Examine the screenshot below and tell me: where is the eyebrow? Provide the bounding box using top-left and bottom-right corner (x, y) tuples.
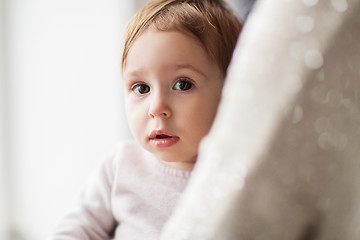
(123, 63), (208, 80)
(174, 63), (207, 78)
(123, 68), (144, 80)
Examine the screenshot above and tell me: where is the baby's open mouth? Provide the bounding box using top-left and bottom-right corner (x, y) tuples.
(156, 134), (172, 139)
(149, 130), (179, 147)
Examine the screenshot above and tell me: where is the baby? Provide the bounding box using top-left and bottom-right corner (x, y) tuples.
(49, 0), (241, 239)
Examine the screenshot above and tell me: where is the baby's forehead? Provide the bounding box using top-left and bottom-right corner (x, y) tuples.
(124, 29), (220, 74)
(123, 26), (215, 71)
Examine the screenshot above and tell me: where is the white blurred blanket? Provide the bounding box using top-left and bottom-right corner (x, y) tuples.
(161, 0), (360, 239)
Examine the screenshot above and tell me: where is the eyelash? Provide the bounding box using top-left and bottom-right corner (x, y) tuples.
(130, 78), (194, 95)
(131, 82), (150, 95)
(173, 78), (194, 91)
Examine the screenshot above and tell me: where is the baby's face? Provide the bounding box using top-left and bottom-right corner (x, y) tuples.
(123, 27), (223, 171)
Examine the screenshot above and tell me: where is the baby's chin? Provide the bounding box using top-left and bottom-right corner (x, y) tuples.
(154, 153), (197, 171)
(159, 159), (196, 171)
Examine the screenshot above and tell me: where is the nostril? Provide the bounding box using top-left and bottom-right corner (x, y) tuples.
(148, 103), (171, 118)
(149, 111), (170, 118)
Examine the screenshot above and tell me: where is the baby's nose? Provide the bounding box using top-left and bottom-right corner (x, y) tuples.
(148, 94), (172, 119)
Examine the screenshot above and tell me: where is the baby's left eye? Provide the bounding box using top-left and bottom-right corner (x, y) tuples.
(173, 79), (193, 91)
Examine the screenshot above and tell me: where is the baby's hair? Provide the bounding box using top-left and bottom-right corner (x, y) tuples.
(121, 0), (242, 75)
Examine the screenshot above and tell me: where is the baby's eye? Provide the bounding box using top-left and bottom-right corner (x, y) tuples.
(173, 79), (193, 91)
(132, 83), (150, 95)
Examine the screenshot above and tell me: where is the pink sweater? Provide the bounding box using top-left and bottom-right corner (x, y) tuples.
(48, 140), (191, 240)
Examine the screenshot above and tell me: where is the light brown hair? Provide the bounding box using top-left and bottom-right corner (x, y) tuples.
(121, 0), (242, 75)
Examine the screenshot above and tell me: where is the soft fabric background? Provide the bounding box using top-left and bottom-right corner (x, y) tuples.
(161, 0), (360, 239)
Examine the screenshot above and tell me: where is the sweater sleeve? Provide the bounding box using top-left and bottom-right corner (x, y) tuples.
(47, 150), (117, 240)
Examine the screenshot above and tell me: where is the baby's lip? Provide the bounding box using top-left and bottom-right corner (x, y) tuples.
(149, 130), (179, 140)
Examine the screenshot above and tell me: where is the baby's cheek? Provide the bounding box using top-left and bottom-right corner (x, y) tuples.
(125, 108), (142, 136)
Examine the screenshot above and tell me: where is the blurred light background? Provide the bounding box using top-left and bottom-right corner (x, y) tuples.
(0, 0), (141, 239)
(0, 0), (244, 239)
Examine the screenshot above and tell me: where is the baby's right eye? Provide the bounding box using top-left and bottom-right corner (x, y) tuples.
(131, 83), (150, 95)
